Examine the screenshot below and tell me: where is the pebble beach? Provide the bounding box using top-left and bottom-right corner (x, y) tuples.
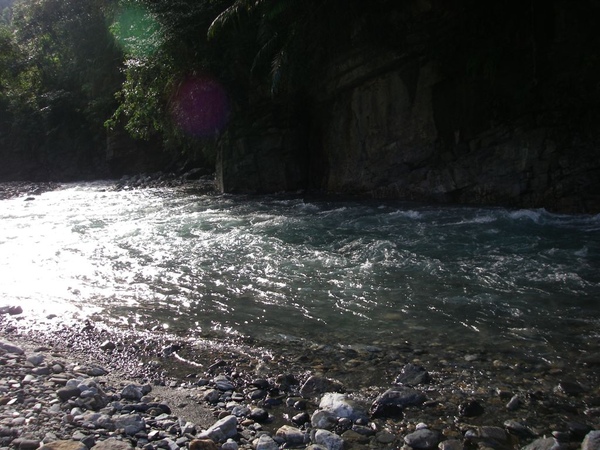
(0, 306), (599, 450)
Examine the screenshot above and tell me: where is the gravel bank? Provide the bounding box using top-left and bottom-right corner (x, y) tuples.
(1, 305), (599, 450)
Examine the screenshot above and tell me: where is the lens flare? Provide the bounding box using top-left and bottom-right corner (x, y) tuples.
(170, 75), (231, 137)
(111, 4), (162, 58)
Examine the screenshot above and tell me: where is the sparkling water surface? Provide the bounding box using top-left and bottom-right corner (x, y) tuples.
(1, 182), (599, 364)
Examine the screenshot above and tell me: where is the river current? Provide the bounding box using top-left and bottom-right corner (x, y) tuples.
(1, 181), (599, 367)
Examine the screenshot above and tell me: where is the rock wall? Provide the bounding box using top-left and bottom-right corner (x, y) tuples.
(216, 0), (600, 214)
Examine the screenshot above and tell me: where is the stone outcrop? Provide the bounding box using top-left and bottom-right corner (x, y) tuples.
(216, 0), (600, 214)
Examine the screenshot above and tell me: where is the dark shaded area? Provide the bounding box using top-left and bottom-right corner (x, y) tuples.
(1, 0), (599, 212)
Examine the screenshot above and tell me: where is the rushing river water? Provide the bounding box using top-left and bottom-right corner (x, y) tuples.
(1, 181), (599, 367)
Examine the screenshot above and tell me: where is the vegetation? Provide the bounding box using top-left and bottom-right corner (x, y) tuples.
(0, 0), (406, 180)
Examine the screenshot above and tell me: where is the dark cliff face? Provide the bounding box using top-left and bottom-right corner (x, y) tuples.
(217, 0), (600, 213)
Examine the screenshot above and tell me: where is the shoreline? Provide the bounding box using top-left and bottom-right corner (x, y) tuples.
(1, 308), (598, 450)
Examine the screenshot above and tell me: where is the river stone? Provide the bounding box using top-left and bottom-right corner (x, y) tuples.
(113, 413), (145, 435)
(276, 425), (306, 446)
(248, 408), (269, 422)
(342, 430), (370, 445)
(300, 375), (344, 397)
(506, 395), (521, 410)
(318, 392), (368, 421)
(120, 384), (144, 401)
(199, 415), (238, 442)
(203, 389), (220, 403)
(39, 441), (88, 450)
(438, 439), (464, 450)
(255, 435), (278, 450)
(311, 410), (338, 430)
(504, 421), (535, 438)
(26, 354), (45, 366)
(522, 437), (562, 450)
(395, 363), (431, 386)
(404, 429), (442, 450)
(370, 387), (426, 418)
(188, 439), (218, 450)
(465, 426), (509, 448)
(0, 305), (23, 315)
(0, 341), (24, 355)
(458, 400), (484, 417)
(314, 429), (344, 450)
(57, 386), (82, 401)
(91, 439), (134, 450)
(582, 431), (600, 450)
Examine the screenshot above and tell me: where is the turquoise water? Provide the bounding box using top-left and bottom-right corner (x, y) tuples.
(1, 182), (599, 363)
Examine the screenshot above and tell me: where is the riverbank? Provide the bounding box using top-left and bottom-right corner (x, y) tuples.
(1, 307), (598, 450)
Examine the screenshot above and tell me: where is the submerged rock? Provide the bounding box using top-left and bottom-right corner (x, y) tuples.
(395, 363), (431, 386)
(370, 387), (426, 418)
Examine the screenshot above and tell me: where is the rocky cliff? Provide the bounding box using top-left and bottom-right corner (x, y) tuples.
(217, 0), (600, 213)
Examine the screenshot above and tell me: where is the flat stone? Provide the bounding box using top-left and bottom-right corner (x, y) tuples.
(0, 341), (24, 354)
(39, 440), (88, 450)
(299, 375), (343, 397)
(276, 425), (306, 446)
(404, 429), (442, 450)
(370, 387), (426, 418)
(314, 430), (343, 450)
(91, 439), (134, 450)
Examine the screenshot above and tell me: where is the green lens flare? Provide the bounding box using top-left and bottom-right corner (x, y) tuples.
(111, 5), (162, 58)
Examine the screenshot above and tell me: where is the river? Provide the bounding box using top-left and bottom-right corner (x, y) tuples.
(1, 181), (599, 371)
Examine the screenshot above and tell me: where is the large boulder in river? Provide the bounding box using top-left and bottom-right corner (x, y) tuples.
(370, 387), (426, 418)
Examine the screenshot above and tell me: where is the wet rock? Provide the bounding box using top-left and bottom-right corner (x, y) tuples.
(311, 410), (338, 430)
(318, 392), (368, 421)
(465, 426), (510, 449)
(582, 431), (600, 450)
(506, 395), (521, 411)
(404, 429), (442, 450)
(567, 422), (592, 440)
(376, 430), (397, 444)
(341, 429), (370, 445)
(292, 411), (310, 425)
(438, 439), (464, 450)
(276, 425), (306, 446)
(370, 387), (426, 418)
(300, 375), (344, 397)
(313, 429), (344, 450)
(458, 399), (484, 417)
(522, 437), (562, 450)
(248, 408), (269, 422)
(556, 381), (586, 395)
(395, 363), (431, 386)
(504, 420), (535, 438)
